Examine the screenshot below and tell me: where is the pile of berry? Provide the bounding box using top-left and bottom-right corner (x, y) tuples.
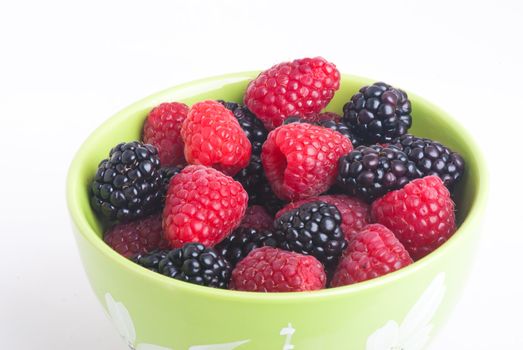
(90, 57), (465, 292)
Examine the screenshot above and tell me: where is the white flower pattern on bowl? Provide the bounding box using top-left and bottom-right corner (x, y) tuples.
(105, 293), (250, 350)
(366, 273), (446, 350)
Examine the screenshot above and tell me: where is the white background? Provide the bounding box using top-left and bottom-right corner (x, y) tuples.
(0, 0), (521, 349)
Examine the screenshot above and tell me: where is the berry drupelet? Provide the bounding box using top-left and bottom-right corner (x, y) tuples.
(132, 249), (170, 273)
(215, 227), (278, 267)
(158, 243), (231, 289)
(273, 201), (346, 268)
(90, 141), (162, 222)
(218, 100), (268, 155)
(337, 145), (422, 202)
(158, 165), (183, 200)
(343, 82), (412, 144)
(392, 134), (465, 189)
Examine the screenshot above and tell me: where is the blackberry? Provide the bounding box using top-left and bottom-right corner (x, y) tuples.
(343, 82), (412, 144)
(159, 165), (183, 200)
(218, 100), (268, 155)
(90, 141), (162, 222)
(337, 145), (422, 202)
(249, 180), (286, 215)
(392, 134), (465, 189)
(317, 119), (363, 148)
(158, 243), (231, 288)
(234, 154), (264, 196)
(215, 227), (278, 267)
(282, 116), (362, 147)
(274, 201), (346, 267)
(132, 249), (169, 272)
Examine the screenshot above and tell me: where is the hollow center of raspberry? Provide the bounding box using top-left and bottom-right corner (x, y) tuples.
(271, 146), (288, 188)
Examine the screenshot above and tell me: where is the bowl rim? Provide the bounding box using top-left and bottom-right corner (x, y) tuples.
(66, 71), (488, 302)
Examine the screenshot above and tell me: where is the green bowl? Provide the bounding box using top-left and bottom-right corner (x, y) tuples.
(67, 72), (487, 350)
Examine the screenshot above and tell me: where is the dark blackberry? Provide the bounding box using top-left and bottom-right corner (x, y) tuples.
(90, 141), (162, 222)
(158, 243), (231, 288)
(282, 116), (363, 147)
(392, 134), (465, 189)
(159, 165), (183, 200)
(343, 82), (412, 144)
(274, 201), (346, 268)
(234, 154), (264, 196)
(218, 100), (268, 155)
(337, 145), (422, 202)
(215, 227), (278, 267)
(316, 119), (363, 147)
(249, 180), (286, 215)
(132, 249), (169, 272)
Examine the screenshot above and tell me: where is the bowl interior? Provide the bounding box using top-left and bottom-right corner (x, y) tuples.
(67, 72), (485, 295)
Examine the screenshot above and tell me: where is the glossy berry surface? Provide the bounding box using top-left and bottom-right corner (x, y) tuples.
(229, 247), (326, 292)
(331, 224), (413, 287)
(371, 176), (456, 260)
(262, 122), (352, 201)
(337, 145), (421, 202)
(132, 249), (170, 272)
(142, 102), (189, 166)
(392, 134), (465, 189)
(244, 57), (340, 130)
(273, 201), (346, 267)
(343, 82), (412, 143)
(215, 227), (278, 267)
(90, 141), (162, 222)
(163, 165), (248, 247)
(158, 243), (231, 288)
(276, 194), (371, 242)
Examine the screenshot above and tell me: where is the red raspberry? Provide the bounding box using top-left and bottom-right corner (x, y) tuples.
(261, 123), (352, 201)
(239, 205), (273, 231)
(244, 57), (340, 130)
(143, 102), (189, 166)
(331, 224), (413, 287)
(371, 176), (456, 260)
(181, 101), (251, 176)
(229, 247), (326, 292)
(163, 165), (248, 247)
(104, 213), (169, 258)
(276, 194), (371, 242)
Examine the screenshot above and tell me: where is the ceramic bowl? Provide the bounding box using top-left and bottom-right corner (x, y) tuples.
(67, 72), (487, 350)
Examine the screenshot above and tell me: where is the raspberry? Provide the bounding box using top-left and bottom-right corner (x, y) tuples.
(239, 205), (273, 231)
(104, 214), (169, 258)
(142, 102), (189, 166)
(331, 224), (413, 287)
(215, 227), (278, 267)
(244, 57), (340, 130)
(276, 194), (371, 242)
(181, 101), (251, 176)
(273, 201), (346, 268)
(371, 176), (456, 260)
(262, 123), (352, 201)
(217, 101), (268, 155)
(90, 141), (163, 222)
(343, 82), (412, 144)
(229, 247), (326, 292)
(392, 134), (465, 189)
(163, 165), (248, 247)
(159, 243), (231, 288)
(337, 145), (422, 202)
